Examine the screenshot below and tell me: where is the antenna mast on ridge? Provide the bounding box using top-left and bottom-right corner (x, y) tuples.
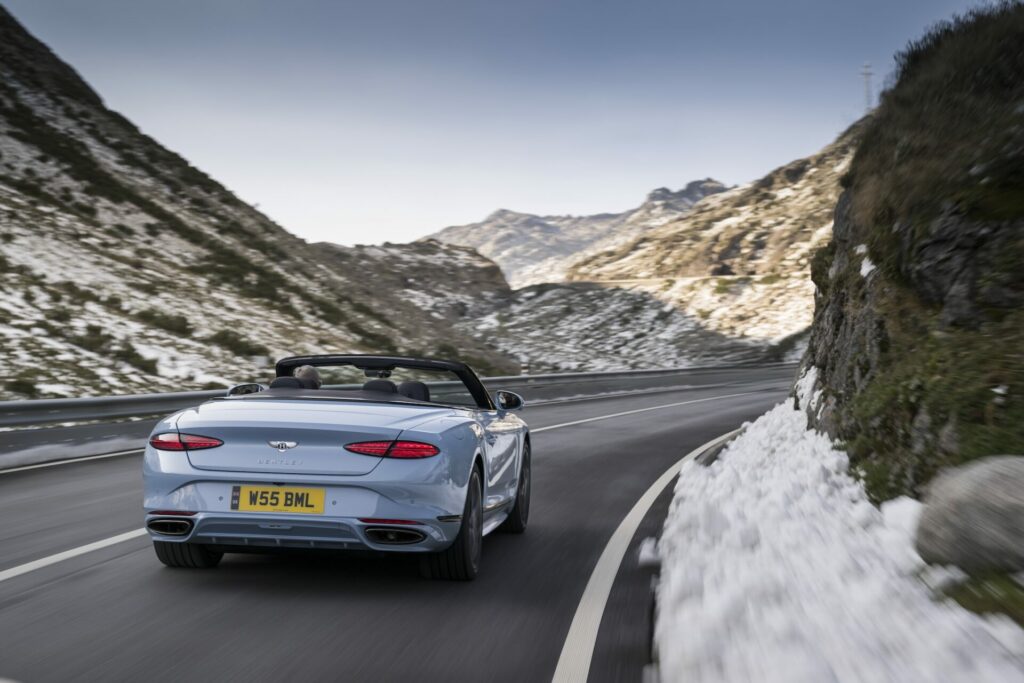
(861, 62), (873, 113)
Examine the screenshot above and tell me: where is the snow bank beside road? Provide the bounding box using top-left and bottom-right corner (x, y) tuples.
(655, 387), (1024, 682)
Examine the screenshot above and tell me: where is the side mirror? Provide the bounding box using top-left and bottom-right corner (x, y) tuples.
(494, 390), (525, 412)
(226, 383), (267, 396)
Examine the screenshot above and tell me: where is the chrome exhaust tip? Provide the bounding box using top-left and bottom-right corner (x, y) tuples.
(364, 527), (426, 545)
(147, 518), (193, 536)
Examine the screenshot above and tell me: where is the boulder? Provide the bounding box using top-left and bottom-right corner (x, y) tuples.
(915, 456), (1024, 573)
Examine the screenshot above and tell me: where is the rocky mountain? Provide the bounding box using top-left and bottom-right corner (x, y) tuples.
(800, 3), (1024, 501)
(457, 282), (767, 373)
(0, 1), (883, 394)
(0, 6), (517, 399)
(541, 122), (866, 353)
(429, 179), (727, 287)
(422, 122), (865, 373)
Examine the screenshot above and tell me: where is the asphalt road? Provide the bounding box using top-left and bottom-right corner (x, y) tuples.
(0, 365), (794, 682)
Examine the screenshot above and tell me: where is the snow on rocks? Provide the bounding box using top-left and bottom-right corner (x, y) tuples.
(655, 381), (1024, 681)
(860, 256), (877, 278)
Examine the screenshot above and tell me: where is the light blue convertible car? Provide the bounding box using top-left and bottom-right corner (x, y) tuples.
(143, 355), (530, 580)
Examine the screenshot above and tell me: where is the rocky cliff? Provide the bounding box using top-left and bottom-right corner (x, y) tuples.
(800, 3), (1024, 500)
(0, 6), (517, 398)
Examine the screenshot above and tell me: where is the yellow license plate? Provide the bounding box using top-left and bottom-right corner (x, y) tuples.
(230, 485), (325, 514)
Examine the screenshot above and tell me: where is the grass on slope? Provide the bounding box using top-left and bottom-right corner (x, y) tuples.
(849, 1), (1024, 264)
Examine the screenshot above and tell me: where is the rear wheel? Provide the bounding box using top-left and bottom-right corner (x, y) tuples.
(420, 466), (483, 581)
(153, 541), (223, 569)
(499, 441), (530, 534)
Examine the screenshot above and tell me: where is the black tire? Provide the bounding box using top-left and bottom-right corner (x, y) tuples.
(420, 466), (483, 581)
(498, 441), (530, 534)
(153, 541), (223, 569)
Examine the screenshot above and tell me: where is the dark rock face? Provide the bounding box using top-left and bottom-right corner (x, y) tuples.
(799, 187), (1023, 499)
(797, 3), (1024, 501)
(915, 456), (1024, 573)
(801, 191), (886, 439)
(893, 213), (1024, 328)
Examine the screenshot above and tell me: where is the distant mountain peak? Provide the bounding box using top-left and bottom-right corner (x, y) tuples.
(428, 178), (728, 287)
(645, 179), (729, 204)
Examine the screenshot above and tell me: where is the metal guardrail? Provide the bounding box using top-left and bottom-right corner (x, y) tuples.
(0, 362), (798, 429)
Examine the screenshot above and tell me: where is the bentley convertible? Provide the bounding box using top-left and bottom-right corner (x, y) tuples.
(143, 354), (530, 580)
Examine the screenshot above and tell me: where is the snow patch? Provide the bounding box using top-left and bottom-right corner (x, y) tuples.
(860, 256), (877, 278)
(656, 397), (1024, 683)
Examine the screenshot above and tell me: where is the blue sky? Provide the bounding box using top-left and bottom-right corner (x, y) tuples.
(6, 0), (980, 245)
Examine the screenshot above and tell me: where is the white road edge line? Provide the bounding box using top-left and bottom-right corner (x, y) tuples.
(0, 448), (145, 475)
(532, 391), (758, 433)
(0, 392), (756, 585)
(0, 528), (148, 584)
(550, 428), (740, 683)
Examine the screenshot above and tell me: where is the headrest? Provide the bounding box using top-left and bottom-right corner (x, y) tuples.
(269, 377), (303, 389)
(397, 381), (430, 402)
(362, 379), (398, 393)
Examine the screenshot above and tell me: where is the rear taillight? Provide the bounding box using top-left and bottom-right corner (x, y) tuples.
(149, 433), (224, 451)
(345, 440), (440, 458)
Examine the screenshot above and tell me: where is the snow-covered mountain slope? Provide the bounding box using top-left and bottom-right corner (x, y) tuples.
(428, 179), (727, 287)
(563, 121), (866, 346)
(457, 282), (768, 373)
(0, 7), (517, 399)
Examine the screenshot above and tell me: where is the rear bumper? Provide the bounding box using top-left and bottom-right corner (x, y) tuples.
(143, 445), (469, 553)
(145, 510), (458, 552)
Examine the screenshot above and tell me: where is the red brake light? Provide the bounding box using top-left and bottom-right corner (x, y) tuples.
(344, 441), (392, 456)
(388, 441), (440, 458)
(345, 440), (440, 458)
(149, 433), (223, 451)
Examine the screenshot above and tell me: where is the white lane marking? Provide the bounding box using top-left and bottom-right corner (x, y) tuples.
(0, 448), (145, 475)
(0, 529), (148, 584)
(532, 391), (759, 433)
(550, 429), (740, 683)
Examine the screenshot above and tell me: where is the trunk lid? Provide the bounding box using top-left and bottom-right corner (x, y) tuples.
(175, 398), (450, 476)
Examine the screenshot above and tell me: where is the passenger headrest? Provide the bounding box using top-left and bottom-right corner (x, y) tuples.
(398, 381), (430, 402)
(362, 379), (398, 393)
(269, 377), (303, 389)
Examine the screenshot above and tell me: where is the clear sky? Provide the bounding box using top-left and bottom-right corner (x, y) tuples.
(6, 0), (979, 245)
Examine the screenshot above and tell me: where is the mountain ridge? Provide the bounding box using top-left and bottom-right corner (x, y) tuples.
(428, 178), (729, 287)
(0, 5), (518, 398)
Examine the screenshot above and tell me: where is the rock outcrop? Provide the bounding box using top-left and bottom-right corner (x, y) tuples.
(915, 456), (1024, 573)
(800, 3), (1024, 500)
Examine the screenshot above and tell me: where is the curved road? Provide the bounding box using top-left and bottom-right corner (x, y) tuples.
(0, 366), (794, 682)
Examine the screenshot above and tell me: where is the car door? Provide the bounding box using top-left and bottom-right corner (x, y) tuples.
(478, 410), (522, 510)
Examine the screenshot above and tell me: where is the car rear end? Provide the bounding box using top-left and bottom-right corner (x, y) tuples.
(143, 397), (476, 556)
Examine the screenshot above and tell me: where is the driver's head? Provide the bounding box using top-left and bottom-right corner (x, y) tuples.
(293, 364), (322, 389)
